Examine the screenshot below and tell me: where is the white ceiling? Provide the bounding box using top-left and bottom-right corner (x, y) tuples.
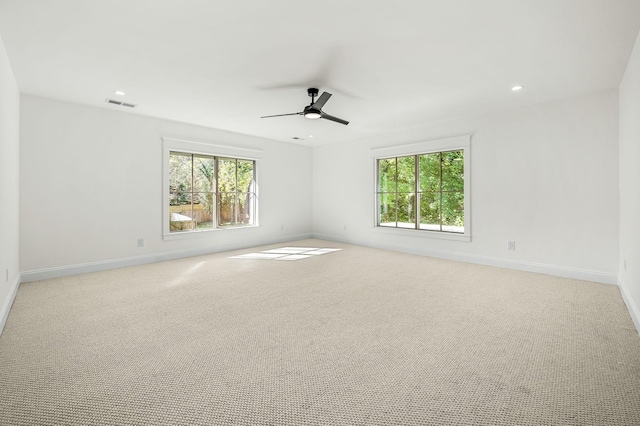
(1, 0), (639, 146)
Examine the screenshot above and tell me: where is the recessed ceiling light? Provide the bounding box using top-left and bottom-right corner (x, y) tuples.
(511, 85), (524, 91)
(308, 135), (314, 138)
(113, 90), (126, 96)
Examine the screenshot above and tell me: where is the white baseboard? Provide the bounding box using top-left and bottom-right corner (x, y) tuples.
(21, 233), (312, 283)
(619, 278), (640, 335)
(0, 274), (21, 335)
(312, 232), (618, 285)
(12, 233), (638, 337)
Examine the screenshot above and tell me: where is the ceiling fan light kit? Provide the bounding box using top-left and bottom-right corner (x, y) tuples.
(261, 87), (349, 125)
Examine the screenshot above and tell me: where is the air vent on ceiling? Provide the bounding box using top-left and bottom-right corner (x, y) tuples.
(105, 98), (137, 108)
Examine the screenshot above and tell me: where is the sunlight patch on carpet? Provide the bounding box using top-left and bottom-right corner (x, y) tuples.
(230, 247), (341, 261)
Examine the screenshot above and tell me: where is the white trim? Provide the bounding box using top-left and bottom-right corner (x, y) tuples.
(162, 137), (261, 239)
(14, 235), (630, 333)
(370, 134), (471, 241)
(312, 232), (617, 285)
(619, 277), (640, 335)
(162, 137), (264, 160)
(20, 233), (313, 283)
(369, 134), (471, 158)
(372, 225), (471, 242)
(0, 274), (21, 335)
(162, 224), (260, 241)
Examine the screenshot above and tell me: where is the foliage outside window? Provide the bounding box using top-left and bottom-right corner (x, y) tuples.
(169, 152), (256, 232)
(377, 150), (464, 233)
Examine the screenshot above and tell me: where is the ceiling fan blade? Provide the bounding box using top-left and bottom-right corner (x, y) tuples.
(261, 112), (303, 119)
(321, 112), (349, 125)
(312, 92), (332, 110)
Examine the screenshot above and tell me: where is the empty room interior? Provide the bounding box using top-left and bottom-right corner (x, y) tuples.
(1, 1), (640, 425)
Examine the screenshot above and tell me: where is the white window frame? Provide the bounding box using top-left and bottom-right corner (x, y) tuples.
(162, 137), (263, 240)
(370, 134), (471, 242)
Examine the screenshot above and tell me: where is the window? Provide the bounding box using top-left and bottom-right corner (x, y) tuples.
(169, 151), (257, 232)
(377, 150), (464, 233)
(372, 135), (470, 238)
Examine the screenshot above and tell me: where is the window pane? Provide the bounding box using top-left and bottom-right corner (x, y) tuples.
(378, 158), (396, 192)
(442, 150), (464, 193)
(193, 155), (215, 193)
(169, 194), (194, 232)
(169, 191), (191, 207)
(441, 191), (464, 233)
(396, 155), (415, 193)
(169, 152), (192, 192)
(218, 193), (236, 226)
(237, 192), (255, 225)
(419, 153), (440, 192)
(419, 191), (440, 231)
(237, 160), (254, 193)
(379, 192), (397, 226)
(397, 192), (415, 228)
(218, 158), (237, 193)
(194, 192), (214, 229)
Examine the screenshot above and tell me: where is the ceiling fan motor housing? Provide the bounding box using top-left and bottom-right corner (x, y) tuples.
(303, 105), (322, 119)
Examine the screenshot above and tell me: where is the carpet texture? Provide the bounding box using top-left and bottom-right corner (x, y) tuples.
(1, 239), (639, 425)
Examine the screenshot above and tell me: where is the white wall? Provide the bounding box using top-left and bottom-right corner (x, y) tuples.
(619, 30), (640, 331)
(7, 54), (635, 331)
(20, 95), (312, 280)
(0, 35), (20, 332)
(312, 90), (620, 284)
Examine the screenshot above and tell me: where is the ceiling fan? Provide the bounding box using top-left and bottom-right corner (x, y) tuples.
(261, 88), (349, 125)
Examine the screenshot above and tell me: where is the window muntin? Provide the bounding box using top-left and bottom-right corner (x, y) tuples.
(169, 151), (256, 232)
(377, 149), (464, 233)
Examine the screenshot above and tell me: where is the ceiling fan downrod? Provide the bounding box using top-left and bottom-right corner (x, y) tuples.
(307, 87), (319, 104)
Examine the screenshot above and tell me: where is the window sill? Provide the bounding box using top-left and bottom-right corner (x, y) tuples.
(372, 225), (471, 242)
(163, 225), (260, 241)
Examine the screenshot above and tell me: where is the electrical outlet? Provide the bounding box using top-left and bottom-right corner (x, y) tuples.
(508, 241), (516, 250)
(137, 238), (144, 247)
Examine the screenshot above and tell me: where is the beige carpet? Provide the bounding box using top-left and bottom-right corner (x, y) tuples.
(1, 239), (639, 425)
